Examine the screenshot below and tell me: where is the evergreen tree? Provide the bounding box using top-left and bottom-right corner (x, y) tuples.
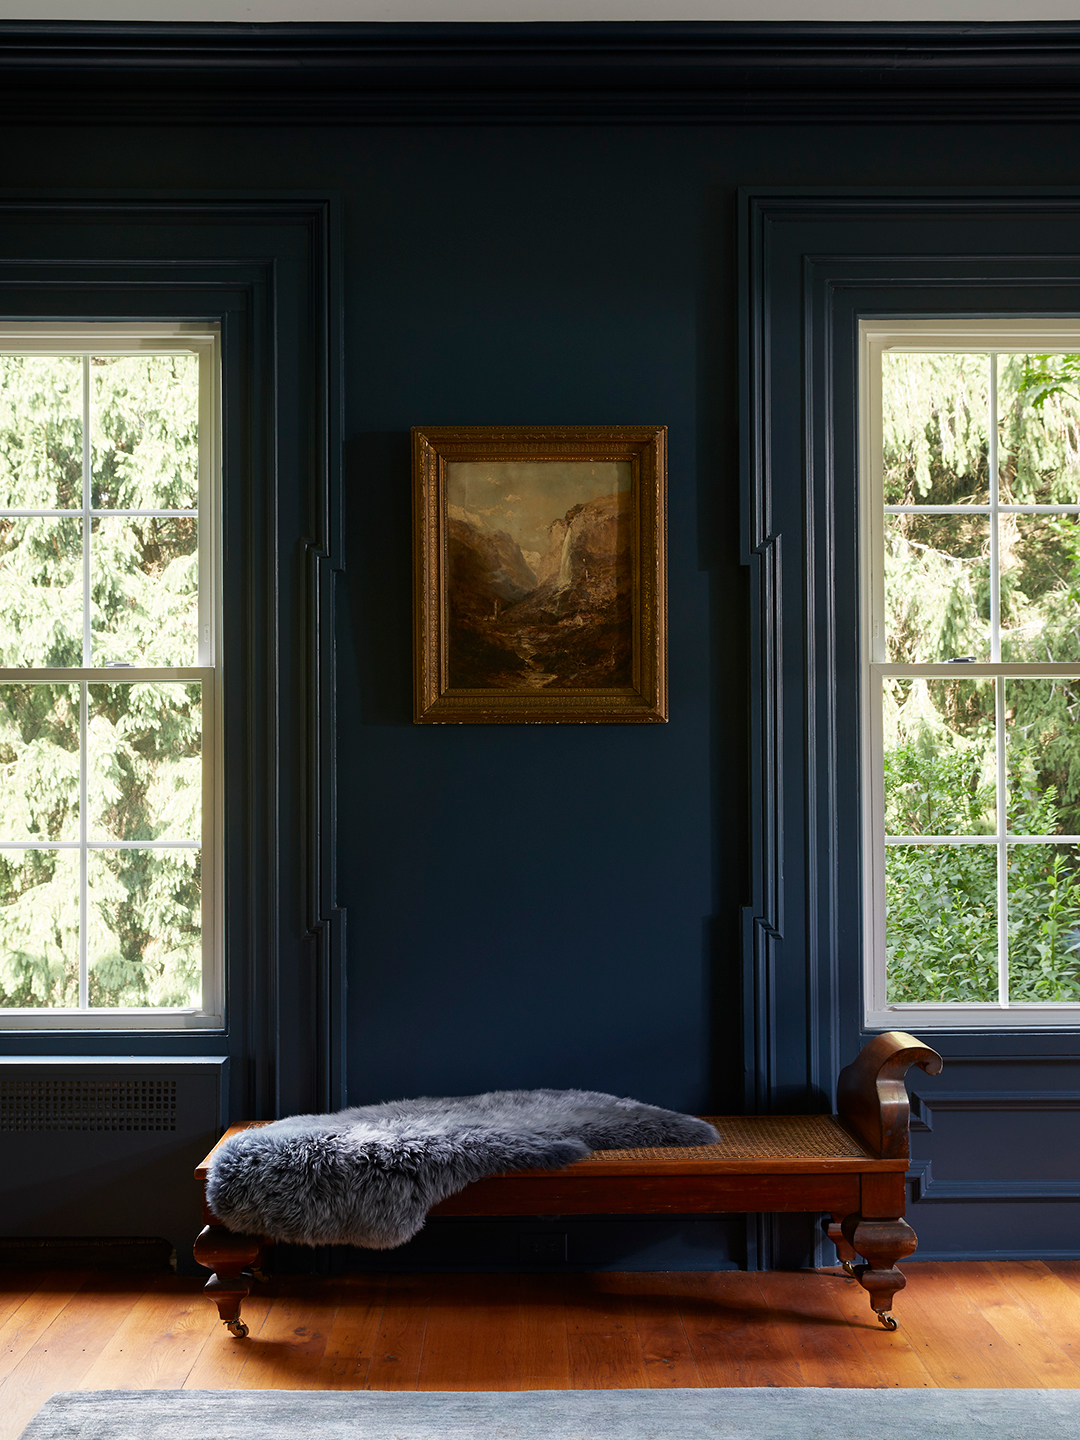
(0, 354), (202, 1010)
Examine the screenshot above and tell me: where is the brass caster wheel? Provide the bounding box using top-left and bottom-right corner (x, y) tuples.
(876, 1312), (898, 1331)
(226, 1320), (249, 1338)
(244, 1267), (269, 1283)
(841, 1260), (858, 1278)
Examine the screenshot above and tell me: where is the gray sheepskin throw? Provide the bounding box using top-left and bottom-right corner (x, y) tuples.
(206, 1089), (719, 1249)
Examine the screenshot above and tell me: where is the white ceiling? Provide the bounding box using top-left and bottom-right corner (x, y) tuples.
(1, 2), (1078, 22)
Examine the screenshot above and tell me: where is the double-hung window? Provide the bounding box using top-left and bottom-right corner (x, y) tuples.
(862, 320), (1080, 1029)
(0, 324), (221, 1030)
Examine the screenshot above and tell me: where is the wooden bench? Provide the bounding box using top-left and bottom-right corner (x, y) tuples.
(194, 1030), (942, 1337)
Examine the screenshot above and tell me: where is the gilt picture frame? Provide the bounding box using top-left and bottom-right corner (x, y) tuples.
(413, 425), (667, 724)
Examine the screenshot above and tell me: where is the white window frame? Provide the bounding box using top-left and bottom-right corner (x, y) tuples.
(0, 322), (223, 1031)
(861, 318), (1080, 1030)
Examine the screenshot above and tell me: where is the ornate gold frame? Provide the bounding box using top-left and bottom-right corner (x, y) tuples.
(413, 425), (667, 724)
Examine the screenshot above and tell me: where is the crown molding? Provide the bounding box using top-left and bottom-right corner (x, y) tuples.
(3, 20), (1080, 123)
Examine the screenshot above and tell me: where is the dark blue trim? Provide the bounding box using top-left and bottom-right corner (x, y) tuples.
(909, 1161), (1080, 1202)
(4, 21), (1080, 124)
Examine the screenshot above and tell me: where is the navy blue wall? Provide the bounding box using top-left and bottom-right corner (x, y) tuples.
(4, 112), (1079, 1266)
(339, 128), (740, 1111)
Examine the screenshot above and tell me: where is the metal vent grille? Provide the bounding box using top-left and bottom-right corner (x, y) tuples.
(0, 1078), (177, 1132)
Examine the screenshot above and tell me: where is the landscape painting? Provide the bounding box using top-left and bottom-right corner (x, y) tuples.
(413, 426), (667, 724)
(445, 459), (633, 691)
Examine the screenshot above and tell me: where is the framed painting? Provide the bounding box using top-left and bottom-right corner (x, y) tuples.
(413, 425), (667, 723)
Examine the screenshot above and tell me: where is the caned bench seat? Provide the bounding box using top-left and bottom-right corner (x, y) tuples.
(194, 1031), (941, 1337)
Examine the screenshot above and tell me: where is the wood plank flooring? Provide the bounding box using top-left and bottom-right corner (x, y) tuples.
(3, 1263), (1080, 1439)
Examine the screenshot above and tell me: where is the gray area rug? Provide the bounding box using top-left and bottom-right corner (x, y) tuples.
(206, 1090), (718, 1248)
(18, 1389), (1080, 1440)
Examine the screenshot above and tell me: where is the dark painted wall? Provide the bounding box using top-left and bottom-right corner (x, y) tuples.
(4, 114), (1078, 1266)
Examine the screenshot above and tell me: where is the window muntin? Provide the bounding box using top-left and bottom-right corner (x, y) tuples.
(862, 321), (1080, 1028)
(0, 326), (221, 1030)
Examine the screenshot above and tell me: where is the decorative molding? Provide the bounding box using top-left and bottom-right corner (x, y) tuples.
(303, 196), (346, 1116)
(932, 1052), (1080, 1063)
(908, 1160), (1080, 1203)
(910, 1089), (1080, 1132)
(919, 1090), (1080, 1116)
(740, 182), (784, 1118)
(5, 21), (1080, 124)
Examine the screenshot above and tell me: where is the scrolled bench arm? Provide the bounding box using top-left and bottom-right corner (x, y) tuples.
(835, 1030), (943, 1161)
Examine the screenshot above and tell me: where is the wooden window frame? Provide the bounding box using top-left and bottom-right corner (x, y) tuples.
(860, 319), (1080, 1031)
(0, 323), (223, 1031)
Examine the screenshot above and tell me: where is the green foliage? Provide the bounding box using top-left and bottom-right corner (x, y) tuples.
(1017, 354), (1080, 416)
(1006, 843), (1080, 1003)
(886, 744), (1080, 1004)
(882, 352), (991, 506)
(886, 843), (999, 1003)
(884, 716), (995, 839)
(0, 850), (79, 1007)
(883, 351), (1080, 1006)
(0, 354), (202, 1012)
(90, 356), (199, 511)
(0, 356), (82, 510)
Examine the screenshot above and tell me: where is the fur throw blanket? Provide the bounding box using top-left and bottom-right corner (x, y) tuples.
(206, 1089), (719, 1249)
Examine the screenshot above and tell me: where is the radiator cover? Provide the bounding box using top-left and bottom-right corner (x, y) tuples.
(0, 1075), (178, 1132)
(0, 1057), (226, 1272)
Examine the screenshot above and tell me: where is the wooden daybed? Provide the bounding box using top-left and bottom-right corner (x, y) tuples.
(194, 1030), (942, 1336)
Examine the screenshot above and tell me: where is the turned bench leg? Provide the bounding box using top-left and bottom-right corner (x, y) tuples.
(827, 1212), (860, 1275)
(193, 1224), (266, 1338)
(840, 1212), (918, 1330)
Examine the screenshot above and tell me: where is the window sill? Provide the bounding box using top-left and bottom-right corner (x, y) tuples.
(867, 1003), (1080, 1031)
(0, 1009), (224, 1032)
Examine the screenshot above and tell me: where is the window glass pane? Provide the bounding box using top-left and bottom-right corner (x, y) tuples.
(999, 513), (1080, 662)
(885, 514), (990, 662)
(882, 352), (991, 505)
(0, 849), (80, 1008)
(88, 848), (201, 1008)
(1005, 678), (1080, 837)
(998, 353), (1080, 505)
(90, 355), (199, 511)
(885, 843), (998, 1003)
(0, 518), (82, 667)
(0, 356), (82, 511)
(88, 683), (201, 842)
(1008, 843), (1080, 1002)
(91, 516), (198, 665)
(0, 336), (214, 1025)
(884, 676), (996, 836)
(0, 683), (80, 842)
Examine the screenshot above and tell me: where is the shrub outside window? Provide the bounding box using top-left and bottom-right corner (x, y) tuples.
(0, 324), (221, 1030)
(861, 320), (1080, 1029)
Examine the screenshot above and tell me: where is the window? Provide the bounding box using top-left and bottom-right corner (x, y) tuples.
(0, 324), (221, 1030)
(862, 320), (1080, 1029)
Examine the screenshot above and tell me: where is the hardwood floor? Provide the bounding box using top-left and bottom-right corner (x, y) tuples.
(3, 1262), (1080, 1438)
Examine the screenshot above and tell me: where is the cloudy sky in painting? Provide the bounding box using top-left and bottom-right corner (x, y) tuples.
(447, 460), (631, 555)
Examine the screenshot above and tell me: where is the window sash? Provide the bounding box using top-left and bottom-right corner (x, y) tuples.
(0, 325), (221, 1030)
(861, 320), (1080, 1029)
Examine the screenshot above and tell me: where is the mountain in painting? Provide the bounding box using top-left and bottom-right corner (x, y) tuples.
(447, 492), (632, 691)
(446, 508), (536, 685)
